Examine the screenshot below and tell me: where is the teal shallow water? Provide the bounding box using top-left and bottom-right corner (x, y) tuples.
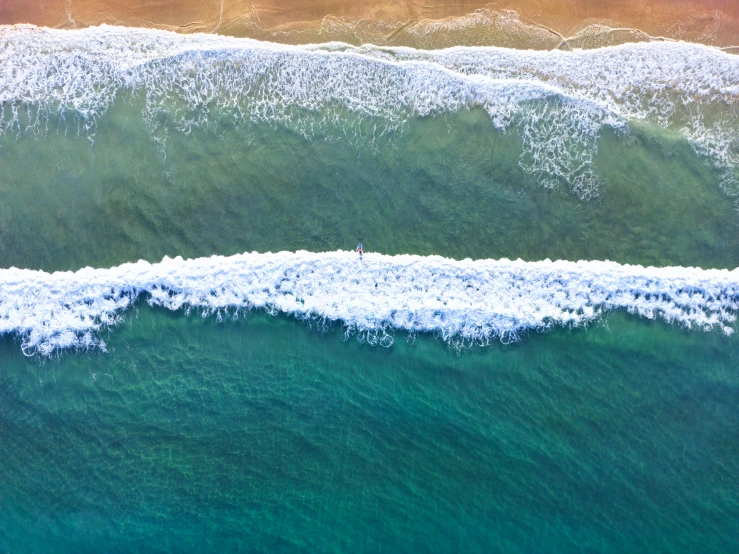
(1, 308), (738, 553)
(0, 103), (737, 272)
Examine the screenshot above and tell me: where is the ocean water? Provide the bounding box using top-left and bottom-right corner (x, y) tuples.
(1, 25), (738, 552)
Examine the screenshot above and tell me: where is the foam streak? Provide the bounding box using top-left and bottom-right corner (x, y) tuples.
(1, 251), (737, 356)
(1, 26), (737, 197)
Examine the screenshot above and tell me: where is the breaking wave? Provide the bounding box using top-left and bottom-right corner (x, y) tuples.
(1, 25), (737, 198)
(1, 250), (737, 357)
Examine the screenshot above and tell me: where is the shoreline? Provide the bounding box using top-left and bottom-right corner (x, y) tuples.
(1, 1), (738, 50)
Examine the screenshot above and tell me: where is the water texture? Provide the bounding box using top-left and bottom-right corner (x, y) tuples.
(1, 309), (737, 553)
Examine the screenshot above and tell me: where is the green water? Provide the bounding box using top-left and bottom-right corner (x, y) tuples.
(1, 101), (738, 552)
(1, 308), (737, 553)
(1, 102), (736, 272)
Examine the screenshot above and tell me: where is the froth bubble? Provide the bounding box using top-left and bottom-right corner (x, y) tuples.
(0, 251), (738, 357)
(1, 26), (737, 198)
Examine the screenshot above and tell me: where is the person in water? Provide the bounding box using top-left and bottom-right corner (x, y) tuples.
(357, 243), (363, 258)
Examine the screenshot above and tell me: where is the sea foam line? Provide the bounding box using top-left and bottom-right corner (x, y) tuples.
(0, 251), (737, 357)
(1, 25), (737, 198)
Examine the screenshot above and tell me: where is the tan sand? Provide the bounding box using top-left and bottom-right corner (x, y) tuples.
(1, 1), (737, 49)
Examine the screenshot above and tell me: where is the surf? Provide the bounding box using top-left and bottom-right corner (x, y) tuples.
(1, 250), (737, 357)
(1, 25), (737, 198)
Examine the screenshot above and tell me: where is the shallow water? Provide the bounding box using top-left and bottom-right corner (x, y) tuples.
(1, 103), (737, 272)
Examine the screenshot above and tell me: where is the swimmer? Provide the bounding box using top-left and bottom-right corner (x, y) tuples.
(356, 243), (363, 258)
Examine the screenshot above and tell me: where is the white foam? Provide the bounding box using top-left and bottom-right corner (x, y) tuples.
(1, 251), (737, 356)
(1, 25), (737, 197)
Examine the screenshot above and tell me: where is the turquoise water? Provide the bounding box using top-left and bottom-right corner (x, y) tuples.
(2, 309), (738, 552)
(1, 27), (738, 552)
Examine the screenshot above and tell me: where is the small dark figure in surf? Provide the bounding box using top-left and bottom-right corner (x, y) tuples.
(357, 243), (363, 258)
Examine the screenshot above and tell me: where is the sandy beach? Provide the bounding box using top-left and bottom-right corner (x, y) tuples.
(1, 1), (738, 49)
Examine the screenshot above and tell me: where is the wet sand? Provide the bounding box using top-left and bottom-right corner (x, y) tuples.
(1, 1), (738, 49)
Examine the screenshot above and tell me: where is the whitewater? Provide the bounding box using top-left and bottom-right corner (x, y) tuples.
(1, 25), (738, 198)
(1, 251), (737, 357)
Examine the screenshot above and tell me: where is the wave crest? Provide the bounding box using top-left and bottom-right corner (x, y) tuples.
(1, 251), (737, 357)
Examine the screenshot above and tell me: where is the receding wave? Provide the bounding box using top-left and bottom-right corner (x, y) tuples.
(1, 251), (737, 357)
(1, 25), (737, 198)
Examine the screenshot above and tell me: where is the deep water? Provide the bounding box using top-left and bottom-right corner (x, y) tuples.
(1, 308), (737, 553)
